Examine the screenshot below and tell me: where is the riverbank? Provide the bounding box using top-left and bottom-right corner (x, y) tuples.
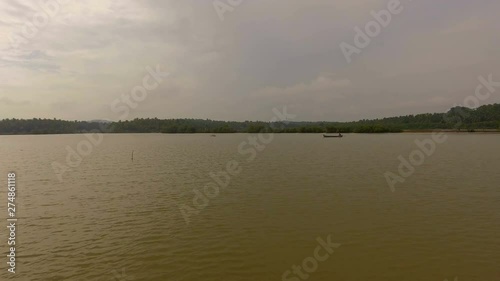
(403, 129), (500, 133)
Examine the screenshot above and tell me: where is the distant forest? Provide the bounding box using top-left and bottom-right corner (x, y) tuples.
(1, 104), (499, 135)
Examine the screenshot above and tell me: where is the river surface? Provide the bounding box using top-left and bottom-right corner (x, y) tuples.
(0, 133), (499, 281)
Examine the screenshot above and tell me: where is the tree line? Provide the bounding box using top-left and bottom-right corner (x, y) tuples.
(1, 104), (499, 135)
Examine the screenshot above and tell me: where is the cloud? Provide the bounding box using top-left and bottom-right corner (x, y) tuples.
(0, 97), (31, 106)
(0, 0), (499, 121)
(251, 73), (351, 100)
(1, 49), (60, 72)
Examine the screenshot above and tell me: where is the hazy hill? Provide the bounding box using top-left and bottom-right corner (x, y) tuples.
(1, 104), (499, 135)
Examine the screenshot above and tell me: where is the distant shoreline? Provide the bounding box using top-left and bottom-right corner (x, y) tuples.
(1, 130), (500, 136)
(1, 103), (499, 135)
(402, 129), (500, 134)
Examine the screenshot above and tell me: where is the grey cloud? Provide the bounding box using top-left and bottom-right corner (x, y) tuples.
(0, 0), (499, 121)
(3, 0), (37, 19)
(1, 49), (60, 72)
(0, 97), (31, 106)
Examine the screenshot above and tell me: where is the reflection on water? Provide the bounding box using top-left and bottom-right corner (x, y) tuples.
(0, 133), (499, 280)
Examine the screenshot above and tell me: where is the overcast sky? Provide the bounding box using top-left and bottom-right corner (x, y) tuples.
(1, 0), (499, 121)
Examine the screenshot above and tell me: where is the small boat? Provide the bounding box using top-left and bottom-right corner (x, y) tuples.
(211, 134), (216, 137)
(323, 134), (343, 138)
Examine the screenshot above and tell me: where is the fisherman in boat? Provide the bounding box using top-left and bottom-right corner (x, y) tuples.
(338, 132), (342, 137)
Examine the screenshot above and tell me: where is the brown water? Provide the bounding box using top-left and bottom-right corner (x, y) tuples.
(0, 133), (499, 281)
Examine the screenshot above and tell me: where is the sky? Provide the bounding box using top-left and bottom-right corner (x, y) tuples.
(0, 0), (499, 122)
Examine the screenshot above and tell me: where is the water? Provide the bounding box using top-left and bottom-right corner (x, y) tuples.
(0, 133), (499, 281)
